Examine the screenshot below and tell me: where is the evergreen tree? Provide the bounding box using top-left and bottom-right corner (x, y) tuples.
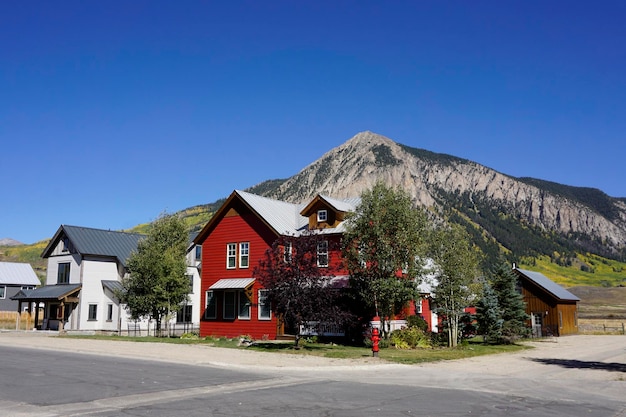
(475, 278), (503, 344)
(490, 263), (530, 342)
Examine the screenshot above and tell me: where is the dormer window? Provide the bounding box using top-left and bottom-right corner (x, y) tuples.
(317, 209), (328, 222)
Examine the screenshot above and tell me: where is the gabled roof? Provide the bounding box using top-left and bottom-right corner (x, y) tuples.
(11, 283), (81, 301)
(514, 268), (580, 302)
(195, 190), (360, 245)
(0, 262), (40, 286)
(299, 194), (360, 217)
(42, 225), (145, 267)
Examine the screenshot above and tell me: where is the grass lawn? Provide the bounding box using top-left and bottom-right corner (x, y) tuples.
(60, 334), (531, 365)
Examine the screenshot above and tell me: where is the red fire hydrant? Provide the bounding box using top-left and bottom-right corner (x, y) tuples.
(371, 327), (380, 357)
(371, 315), (381, 357)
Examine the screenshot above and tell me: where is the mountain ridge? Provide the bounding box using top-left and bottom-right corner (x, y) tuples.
(253, 131), (626, 265)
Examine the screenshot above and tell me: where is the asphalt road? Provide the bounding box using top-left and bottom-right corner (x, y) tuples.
(0, 335), (624, 416)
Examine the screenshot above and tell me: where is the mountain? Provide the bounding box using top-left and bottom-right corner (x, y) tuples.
(247, 131), (626, 267)
(0, 238), (23, 246)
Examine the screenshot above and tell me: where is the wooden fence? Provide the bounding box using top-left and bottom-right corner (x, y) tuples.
(578, 319), (625, 335)
(0, 311), (35, 330)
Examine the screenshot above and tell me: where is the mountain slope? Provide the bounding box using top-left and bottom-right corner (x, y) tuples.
(260, 131), (626, 264)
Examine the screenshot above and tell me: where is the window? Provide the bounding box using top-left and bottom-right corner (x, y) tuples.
(239, 242), (249, 268)
(224, 291), (236, 319)
(415, 300), (423, 314)
(177, 305), (193, 323)
(195, 245), (202, 261)
(57, 262), (71, 284)
(88, 304), (97, 321)
(284, 241), (292, 263)
(317, 240), (329, 267)
(238, 291), (251, 319)
(186, 274), (194, 293)
(21, 286), (34, 290)
(205, 290), (216, 319)
(0, 286), (5, 299)
(317, 209), (328, 222)
(107, 304), (113, 321)
(62, 237), (70, 252)
(258, 289), (271, 320)
(227, 243), (237, 269)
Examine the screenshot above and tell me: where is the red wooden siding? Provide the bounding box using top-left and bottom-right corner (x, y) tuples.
(199, 202), (278, 339)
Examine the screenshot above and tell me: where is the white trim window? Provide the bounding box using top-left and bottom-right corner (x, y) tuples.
(57, 262), (71, 284)
(107, 304), (114, 322)
(0, 285), (5, 299)
(258, 289), (271, 320)
(223, 291), (236, 319)
(317, 240), (329, 267)
(317, 209), (328, 222)
(205, 290), (216, 319)
(239, 242), (250, 268)
(88, 304), (98, 321)
(227, 243), (237, 269)
(238, 291), (251, 319)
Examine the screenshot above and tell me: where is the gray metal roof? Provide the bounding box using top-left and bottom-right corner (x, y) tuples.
(319, 195), (361, 213)
(515, 268), (580, 301)
(11, 283), (81, 301)
(102, 280), (124, 293)
(235, 190), (359, 236)
(0, 262), (40, 286)
(46, 225), (146, 267)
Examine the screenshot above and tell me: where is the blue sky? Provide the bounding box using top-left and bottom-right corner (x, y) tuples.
(2, 1), (625, 244)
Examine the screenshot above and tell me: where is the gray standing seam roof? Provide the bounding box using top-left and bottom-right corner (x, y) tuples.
(0, 262), (40, 285)
(61, 225), (145, 267)
(11, 283), (81, 301)
(515, 268), (580, 301)
(235, 190), (359, 236)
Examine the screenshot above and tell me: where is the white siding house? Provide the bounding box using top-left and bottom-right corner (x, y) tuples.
(13, 225), (201, 335)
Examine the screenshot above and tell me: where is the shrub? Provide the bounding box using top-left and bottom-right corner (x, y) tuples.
(390, 327), (431, 349)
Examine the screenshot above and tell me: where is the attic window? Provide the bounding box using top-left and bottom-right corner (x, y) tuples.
(62, 237), (70, 252)
(317, 209), (328, 222)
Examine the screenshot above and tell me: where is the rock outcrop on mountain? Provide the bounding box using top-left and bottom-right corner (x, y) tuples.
(261, 131), (626, 260)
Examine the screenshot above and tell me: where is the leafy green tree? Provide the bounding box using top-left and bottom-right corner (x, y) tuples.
(490, 263), (529, 342)
(429, 223), (480, 347)
(475, 278), (503, 344)
(254, 232), (352, 348)
(342, 181), (430, 339)
(119, 213), (189, 335)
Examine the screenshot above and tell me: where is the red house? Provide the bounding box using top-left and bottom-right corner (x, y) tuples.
(194, 190), (433, 340)
(193, 190), (362, 339)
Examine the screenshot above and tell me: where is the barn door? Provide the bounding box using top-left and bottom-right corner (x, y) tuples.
(531, 312), (543, 337)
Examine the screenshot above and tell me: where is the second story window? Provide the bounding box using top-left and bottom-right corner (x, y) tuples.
(57, 262), (71, 284)
(227, 243), (237, 269)
(195, 245), (202, 262)
(284, 241), (292, 263)
(317, 209), (328, 222)
(239, 242), (249, 268)
(317, 240), (329, 267)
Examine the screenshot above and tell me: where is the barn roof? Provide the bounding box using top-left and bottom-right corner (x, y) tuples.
(0, 262), (40, 286)
(514, 268), (580, 301)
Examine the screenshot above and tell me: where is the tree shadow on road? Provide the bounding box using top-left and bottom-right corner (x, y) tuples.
(529, 358), (626, 373)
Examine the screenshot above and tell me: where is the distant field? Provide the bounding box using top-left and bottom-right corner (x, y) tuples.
(569, 286), (626, 319)
(519, 254), (626, 287)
